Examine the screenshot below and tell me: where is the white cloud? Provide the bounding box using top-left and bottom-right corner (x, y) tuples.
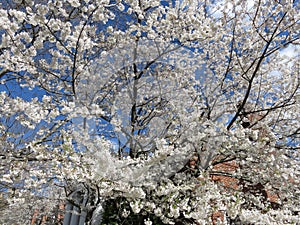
(280, 44), (299, 58)
(279, 44), (300, 68)
(211, 0), (255, 18)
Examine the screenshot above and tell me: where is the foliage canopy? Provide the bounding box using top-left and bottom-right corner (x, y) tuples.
(0, 0), (299, 224)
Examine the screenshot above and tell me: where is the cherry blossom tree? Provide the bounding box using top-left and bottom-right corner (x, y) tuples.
(0, 0), (299, 224)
